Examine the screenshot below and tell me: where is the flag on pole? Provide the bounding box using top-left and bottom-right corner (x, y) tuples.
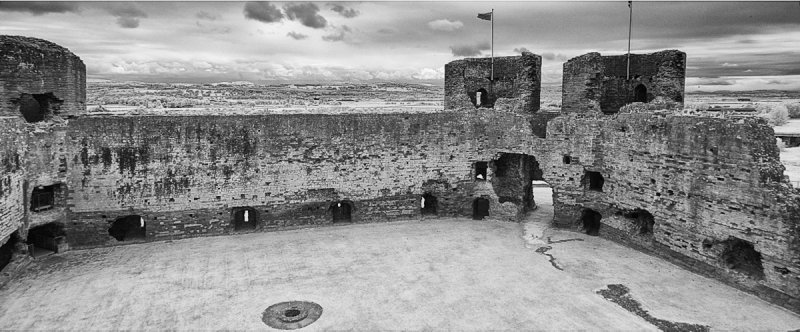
(478, 10), (494, 81)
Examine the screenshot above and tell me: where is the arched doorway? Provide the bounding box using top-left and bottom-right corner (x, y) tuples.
(472, 198), (490, 220)
(634, 84), (647, 103)
(581, 209), (602, 236)
(26, 222), (66, 256)
(421, 193), (438, 216)
(232, 207), (258, 230)
(331, 201), (352, 223)
(109, 215), (146, 241)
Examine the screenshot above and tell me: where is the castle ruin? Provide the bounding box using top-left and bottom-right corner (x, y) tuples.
(0, 35), (798, 313)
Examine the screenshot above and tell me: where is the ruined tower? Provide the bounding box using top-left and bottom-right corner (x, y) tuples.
(444, 52), (541, 114)
(0, 35), (86, 122)
(561, 50), (686, 114)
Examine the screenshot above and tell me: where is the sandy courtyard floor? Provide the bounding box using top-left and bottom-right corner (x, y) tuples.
(1, 191), (799, 330)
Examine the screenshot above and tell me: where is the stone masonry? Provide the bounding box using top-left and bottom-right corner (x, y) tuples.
(0, 35), (797, 314)
(562, 50), (686, 114)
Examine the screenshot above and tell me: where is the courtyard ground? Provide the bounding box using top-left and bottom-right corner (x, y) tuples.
(0, 189), (798, 331)
(781, 145), (800, 186)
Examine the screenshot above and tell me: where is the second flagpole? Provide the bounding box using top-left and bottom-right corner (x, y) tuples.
(491, 8), (494, 82)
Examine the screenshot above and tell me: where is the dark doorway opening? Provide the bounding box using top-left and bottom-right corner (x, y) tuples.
(17, 92), (61, 123)
(471, 88), (490, 108)
(621, 209), (655, 235)
(584, 171), (605, 192)
(720, 237), (764, 279)
(472, 198), (490, 220)
(331, 201), (352, 223)
(421, 193), (438, 216)
(581, 209), (602, 236)
(109, 215), (146, 241)
(474, 161), (488, 180)
(26, 222), (66, 257)
(30, 185), (56, 212)
(634, 84), (648, 103)
(0, 232), (19, 271)
(232, 207), (258, 230)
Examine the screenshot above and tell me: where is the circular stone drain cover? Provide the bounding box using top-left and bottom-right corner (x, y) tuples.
(262, 301), (323, 330)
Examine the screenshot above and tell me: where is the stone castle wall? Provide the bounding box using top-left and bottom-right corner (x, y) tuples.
(0, 35), (797, 313)
(562, 50), (685, 114)
(0, 35), (86, 120)
(542, 112), (799, 305)
(61, 111), (542, 246)
(0, 118), (27, 245)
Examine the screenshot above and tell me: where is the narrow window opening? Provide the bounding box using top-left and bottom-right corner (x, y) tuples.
(474, 162), (488, 180)
(634, 84), (648, 103)
(421, 193), (438, 216)
(331, 201), (353, 223)
(232, 207), (258, 230)
(109, 215), (146, 241)
(581, 209), (602, 236)
(472, 198), (490, 220)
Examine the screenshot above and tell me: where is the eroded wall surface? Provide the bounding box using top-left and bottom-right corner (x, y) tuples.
(0, 118), (26, 245)
(542, 111), (800, 307)
(445, 53), (541, 114)
(63, 111), (542, 246)
(562, 50), (685, 114)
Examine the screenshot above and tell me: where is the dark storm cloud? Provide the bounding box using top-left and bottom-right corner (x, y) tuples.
(330, 4), (359, 18)
(0, 1), (79, 15)
(689, 52), (800, 78)
(483, 2), (800, 49)
(196, 11), (220, 21)
(322, 25), (351, 42)
(287, 31), (308, 40)
(243, 2), (283, 23)
(105, 3), (148, 29)
(284, 3), (327, 29)
(450, 42), (491, 57)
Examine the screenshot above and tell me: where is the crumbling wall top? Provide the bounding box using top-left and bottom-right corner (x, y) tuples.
(562, 50), (685, 115)
(445, 52), (541, 115)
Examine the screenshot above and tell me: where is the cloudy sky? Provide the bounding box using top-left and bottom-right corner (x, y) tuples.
(2, 1), (799, 91)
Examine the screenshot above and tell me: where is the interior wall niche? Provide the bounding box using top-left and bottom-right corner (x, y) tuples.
(472, 197), (490, 220)
(620, 209), (655, 235)
(491, 153), (543, 213)
(30, 183), (66, 212)
(232, 207), (258, 230)
(17, 92), (63, 123)
(719, 237), (764, 279)
(0, 232), (19, 271)
(331, 201), (353, 223)
(421, 193), (438, 216)
(583, 171), (605, 192)
(108, 215), (146, 241)
(581, 209), (602, 236)
(26, 222), (66, 254)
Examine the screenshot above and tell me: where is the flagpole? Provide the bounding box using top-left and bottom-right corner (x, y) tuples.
(627, 1), (632, 80)
(491, 8), (494, 82)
